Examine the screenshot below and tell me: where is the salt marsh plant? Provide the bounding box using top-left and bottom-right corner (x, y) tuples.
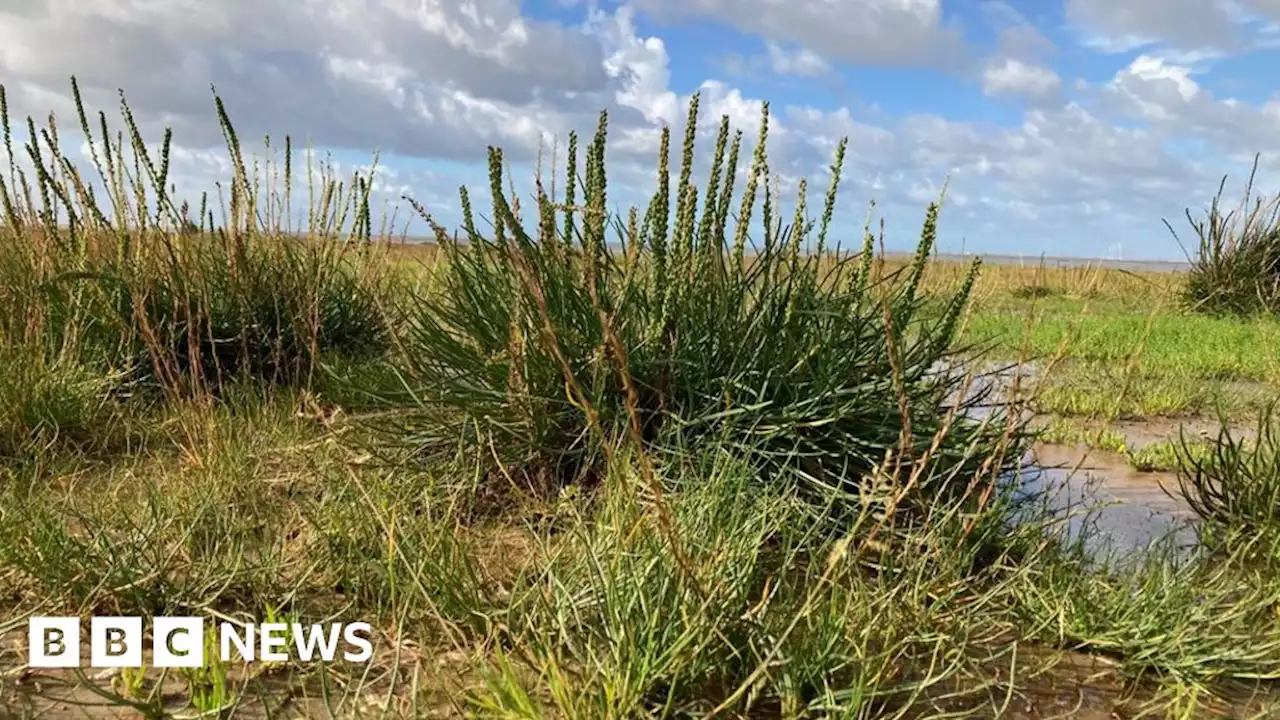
(0, 78), (392, 410)
(1175, 155), (1280, 317)
(1174, 403), (1280, 563)
(0, 343), (125, 459)
(382, 95), (1026, 520)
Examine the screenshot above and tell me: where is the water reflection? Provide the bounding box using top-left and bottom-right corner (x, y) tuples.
(1006, 454), (1200, 565)
(947, 360), (1202, 564)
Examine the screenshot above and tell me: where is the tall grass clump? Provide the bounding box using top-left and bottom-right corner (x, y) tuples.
(1174, 156), (1280, 316)
(1173, 402), (1280, 564)
(0, 79), (393, 405)
(383, 95), (1026, 518)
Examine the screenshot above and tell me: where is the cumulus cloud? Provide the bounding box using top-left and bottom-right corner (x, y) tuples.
(1105, 56), (1203, 122)
(1100, 54), (1280, 162)
(982, 58), (1062, 100)
(0, 0), (615, 162)
(975, 5), (1060, 103)
(716, 43), (831, 82)
(765, 43), (830, 77)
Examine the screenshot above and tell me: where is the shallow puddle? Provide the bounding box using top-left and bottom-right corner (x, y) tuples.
(948, 361), (1203, 561)
(1012, 444), (1198, 563)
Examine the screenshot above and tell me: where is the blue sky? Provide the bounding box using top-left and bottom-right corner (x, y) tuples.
(2, 0), (1280, 260)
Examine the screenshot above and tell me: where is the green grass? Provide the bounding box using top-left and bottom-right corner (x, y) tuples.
(967, 311), (1280, 383)
(4, 401), (1278, 717)
(1037, 418), (1130, 453)
(0, 342), (127, 460)
(2, 81), (1280, 718)
(1175, 406), (1280, 566)
(1128, 440), (1214, 473)
(1036, 417), (1218, 473)
(960, 289), (1280, 419)
(0, 80), (394, 412)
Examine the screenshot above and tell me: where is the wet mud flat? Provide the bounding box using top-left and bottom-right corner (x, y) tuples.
(919, 646), (1279, 719)
(951, 361), (1207, 561)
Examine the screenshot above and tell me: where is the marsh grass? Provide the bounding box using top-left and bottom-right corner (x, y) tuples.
(0, 79), (393, 419)
(0, 342), (129, 460)
(1174, 403), (1280, 564)
(471, 450), (1059, 718)
(1175, 155), (1280, 317)
(5, 401), (1278, 717)
(960, 269), (1280, 420)
(379, 97), (1024, 525)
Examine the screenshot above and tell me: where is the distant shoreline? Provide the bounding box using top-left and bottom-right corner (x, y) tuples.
(387, 238), (1192, 272)
(914, 253), (1191, 273)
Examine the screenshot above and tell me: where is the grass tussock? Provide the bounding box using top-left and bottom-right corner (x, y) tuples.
(381, 97), (1023, 521)
(0, 78), (394, 423)
(1175, 155), (1280, 317)
(0, 342), (127, 460)
(1175, 403), (1280, 565)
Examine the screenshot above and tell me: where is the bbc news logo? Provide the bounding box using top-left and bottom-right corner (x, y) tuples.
(28, 616), (374, 668)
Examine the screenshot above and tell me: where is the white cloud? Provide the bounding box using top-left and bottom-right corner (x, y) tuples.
(589, 4), (679, 126)
(976, 5), (1061, 104)
(1105, 55), (1202, 121)
(1065, 0), (1246, 51)
(1098, 54), (1280, 165)
(0, 0), (614, 162)
(630, 0), (971, 67)
(765, 42), (830, 77)
(982, 58), (1062, 100)
(1059, 0), (1269, 51)
(716, 42), (831, 81)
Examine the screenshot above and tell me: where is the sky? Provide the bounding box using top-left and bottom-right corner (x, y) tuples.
(2, 0), (1280, 261)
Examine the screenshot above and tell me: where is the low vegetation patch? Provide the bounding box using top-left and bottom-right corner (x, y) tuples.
(0, 342), (126, 460)
(1036, 417), (1217, 472)
(1176, 157), (1280, 317)
(0, 81), (393, 415)
(1176, 403), (1280, 565)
